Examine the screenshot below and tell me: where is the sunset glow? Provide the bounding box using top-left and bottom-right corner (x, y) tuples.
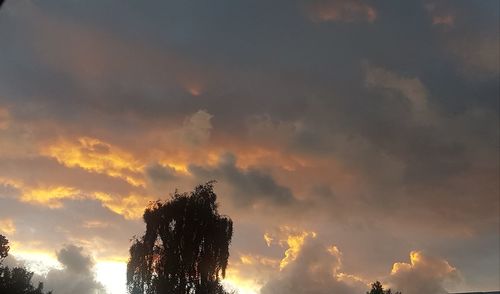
(0, 1), (498, 294)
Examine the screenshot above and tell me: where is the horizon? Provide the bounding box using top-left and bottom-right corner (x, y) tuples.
(0, 1), (499, 294)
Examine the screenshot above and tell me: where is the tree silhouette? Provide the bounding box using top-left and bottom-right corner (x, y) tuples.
(127, 182), (233, 294)
(0, 234), (8, 262)
(0, 234), (51, 294)
(367, 281), (401, 294)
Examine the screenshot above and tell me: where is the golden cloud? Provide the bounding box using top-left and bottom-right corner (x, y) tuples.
(223, 252), (280, 294)
(263, 226), (318, 270)
(7, 177), (147, 219)
(390, 251), (462, 294)
(94, 192), (148, 220)
(391, 251), (457, 277)
(41, 137), (145, 186)
(21, 186), (81, 208)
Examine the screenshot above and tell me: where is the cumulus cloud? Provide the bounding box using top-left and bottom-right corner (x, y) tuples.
(44, 245), (104, 294)
(389, 251), (462, 294)
(260, 231), (365, 294)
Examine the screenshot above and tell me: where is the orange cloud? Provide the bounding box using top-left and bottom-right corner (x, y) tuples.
(41, 137), (145, 186)
(390, 251), (462, 294)
(0, 218), (16, 235)
(425, 2), (455, 28)
(223, 252), (280, 294)
(94, 192), (148, 219)
(432, 15), (454, 27)
(279, 230), (316, 270)
(21, 186), (81, 208)
(307, 0), (377, 23)
(0, 107), (9, 130)
(263, 226), (318, 270)
(6, 176), (147, 219)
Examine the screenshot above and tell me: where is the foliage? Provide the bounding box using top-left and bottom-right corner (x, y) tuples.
(0, 234), (9, 263)
(0, 234), (51, 294)
(127, 182), (234, 294)
(0, 267), (49, 294)
(367, 281), (401, 294)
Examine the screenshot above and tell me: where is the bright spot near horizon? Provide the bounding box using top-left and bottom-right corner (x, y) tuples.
(11, 251), (260, 294)
(11, 251), (61, 275)
(10, 251), (127, 294)
(95, 261), (127, 294)
(223, 278), (260, 294)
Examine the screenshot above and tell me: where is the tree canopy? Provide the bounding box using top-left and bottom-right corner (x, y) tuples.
(0, 234), (8, 262)
(0, 234), (51, 294)
(127, 182), (233, 294)
(367, 281), (401, 294)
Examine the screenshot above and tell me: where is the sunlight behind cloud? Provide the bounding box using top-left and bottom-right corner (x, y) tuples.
(222, 277), (260, 294)
(267, 227), (317, 270)
(11, 251), (61, 276)
(95, 261), (127, 294)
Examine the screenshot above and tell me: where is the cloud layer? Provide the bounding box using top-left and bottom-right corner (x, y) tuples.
(0, 0), (498, 293)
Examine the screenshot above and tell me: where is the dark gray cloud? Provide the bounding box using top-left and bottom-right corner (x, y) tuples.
(56, 245), (94, 275)
(145, 163), (177, 185)
(44, 245), (104, 294)
(189, 153), (297, 207)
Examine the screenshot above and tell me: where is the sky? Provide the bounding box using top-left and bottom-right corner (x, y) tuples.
(0, 0), (498, 293)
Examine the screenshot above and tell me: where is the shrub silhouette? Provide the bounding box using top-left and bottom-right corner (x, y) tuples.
(127, 182), (233, 294)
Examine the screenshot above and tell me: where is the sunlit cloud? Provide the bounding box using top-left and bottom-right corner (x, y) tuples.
(41, 137), (145, 186)
(390, 251), (462, 294)
(94, 192), (148, 220)
(277, 229), (317, 270)
(21, 186), (81, 208)
(260, 231), (366, 294)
